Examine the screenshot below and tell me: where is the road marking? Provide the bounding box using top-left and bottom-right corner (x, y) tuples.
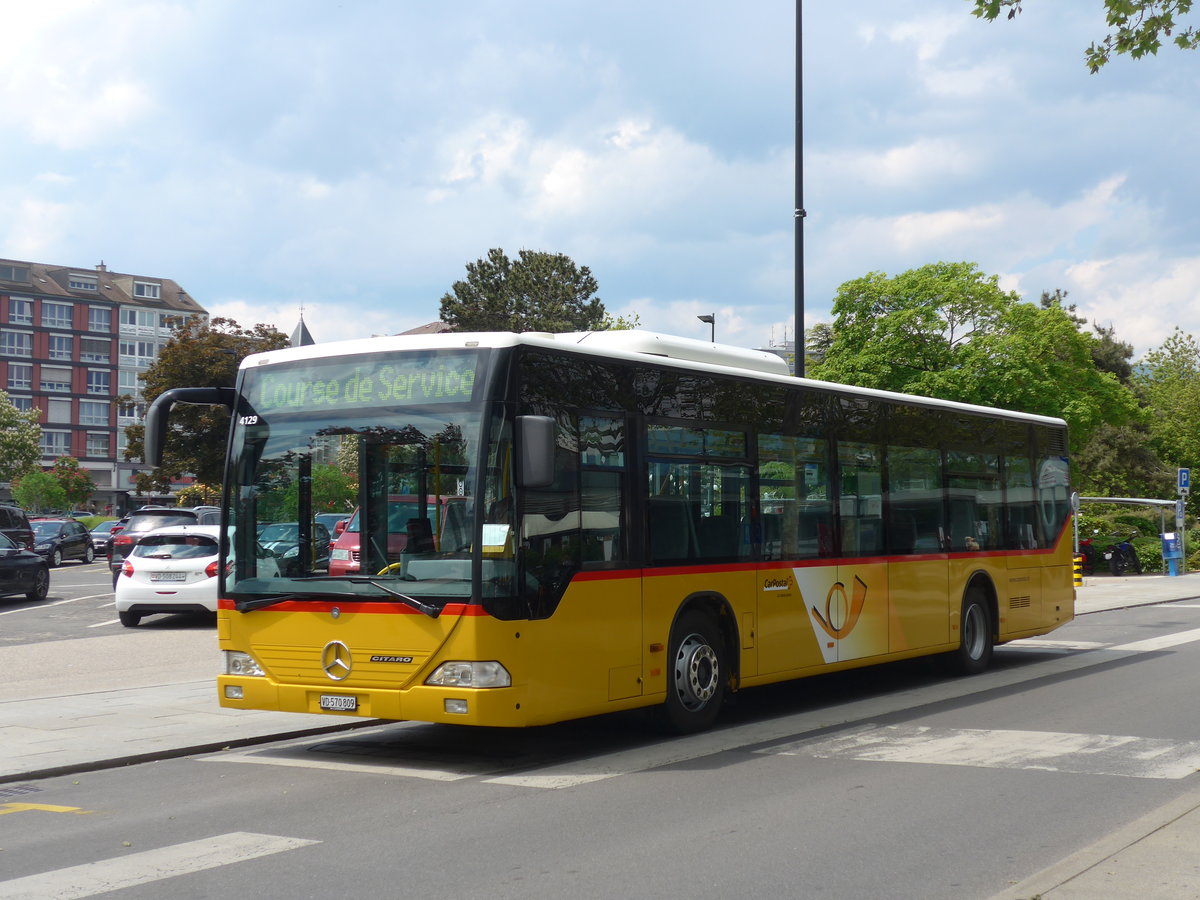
(0, 832), (318, 899)
(1112, 626), (1200, 653)
(87, 619), (121, 628)
(0, 803), (91, 816)
(1006, 639), (1108, 651)
(763, 724), (1200, 779)
(204, 750), (477, 781)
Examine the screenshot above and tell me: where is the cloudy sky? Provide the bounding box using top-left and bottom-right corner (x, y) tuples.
(2, 0), (1198, 357)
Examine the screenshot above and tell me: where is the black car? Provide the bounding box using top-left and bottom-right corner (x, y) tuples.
(31, 518), (95, 567)
(109, 508), (200, 586)
(90, 519), (121, 555)
(0, 532), (50, 602)
(258, 522), (332, 576)
(0, 504), (34, 551)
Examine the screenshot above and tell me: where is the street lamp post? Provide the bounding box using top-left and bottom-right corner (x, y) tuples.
(697, 314), (715, 342)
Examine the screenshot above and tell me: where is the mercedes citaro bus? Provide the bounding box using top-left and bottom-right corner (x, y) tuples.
(144, 330), (1073, 733)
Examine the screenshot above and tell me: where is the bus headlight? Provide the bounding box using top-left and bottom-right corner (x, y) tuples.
(425, 661), (511, 688)
(224, 651), (265, 677)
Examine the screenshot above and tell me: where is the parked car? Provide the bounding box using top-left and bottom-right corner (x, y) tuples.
(313, 512), (347, 545)
(0, 504), (34, 551)
(108, 508), (200, 587)
(89, 520), (121, 555)
(328, 496), (469, 576)
(257, 522), (332, 576)
(190, 506), (222, 525)
(30, 518), (95, 567)
(115, 524), (278, 626)
(0, 532), (50, 602)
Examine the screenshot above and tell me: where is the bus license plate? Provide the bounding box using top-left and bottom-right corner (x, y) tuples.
(319, 694), (357, 712)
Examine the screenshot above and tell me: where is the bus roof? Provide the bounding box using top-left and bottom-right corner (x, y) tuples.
(240, 330), (1067, 428)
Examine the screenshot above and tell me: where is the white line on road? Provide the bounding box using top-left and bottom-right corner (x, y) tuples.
(763, 724), (1200, 779)
(0, 832), (319, 899)
(1112, 626), (1200, 653)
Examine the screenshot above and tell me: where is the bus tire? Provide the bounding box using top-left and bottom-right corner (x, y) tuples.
(952, 588), (993, 675)
(661, 610), (727, 734)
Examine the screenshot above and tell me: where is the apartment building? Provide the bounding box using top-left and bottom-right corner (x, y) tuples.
(0, 257), (208, 513)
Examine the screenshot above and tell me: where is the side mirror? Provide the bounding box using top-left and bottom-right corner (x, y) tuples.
(515, 415), (556, 489)
(334, 519), (347, 536)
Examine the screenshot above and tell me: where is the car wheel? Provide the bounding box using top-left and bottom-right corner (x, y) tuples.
(118, 610), (141, 627)
(26, 566), (49, 602)
(84, 545), (95, 564)
(50, 548), (63, 567)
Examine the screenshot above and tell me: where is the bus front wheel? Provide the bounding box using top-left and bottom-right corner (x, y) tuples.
(952, 588), (993, 675)
(661, 610), (726, 733)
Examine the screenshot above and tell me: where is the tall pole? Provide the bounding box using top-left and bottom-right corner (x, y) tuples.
(794, 0), (805, 377)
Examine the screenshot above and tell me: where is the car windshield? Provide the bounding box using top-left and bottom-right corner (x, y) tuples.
(93, 521), (119, 534)
(32, 522), (64, 536)
(225, 349), (506, 607)
(133, 534), (218, 560)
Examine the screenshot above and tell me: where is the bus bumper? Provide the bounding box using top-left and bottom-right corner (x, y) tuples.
(217, 675), (531, 726)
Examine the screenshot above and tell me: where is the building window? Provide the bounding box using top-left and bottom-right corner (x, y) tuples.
(47, 398), (72, 424)
(118, 340), (157, 367)
(133, 281), (160, 300)
(118, 370), (141, 395)
(88, 307), (112, 332)
(86, 369), (111, 395)
(87, 432), (110, 457)
(0, 264), (30, 282)
(41, 302), (73, 329)
(39, 430), (70, 456)
(7, 363), (31, 390)
(39, 366), (72, 392)
(8, 395), (31, 411)
(80, 400), (108, 426)
(8, 298), (32, 324)
(69, 275), (98, 291)
(48, 334), (73, 360)
(1, 330), (32, 356)
(79, 337), (110, 363)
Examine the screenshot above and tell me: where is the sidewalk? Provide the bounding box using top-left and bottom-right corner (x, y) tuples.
(5, 574), (1200, 899)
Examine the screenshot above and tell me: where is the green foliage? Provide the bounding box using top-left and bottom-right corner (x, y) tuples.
(439, 248), (608, 333)
(0, 389), (42, 484)
(970, 1), (1200, 71)
(809, 262), (1139, 454)
(50, 457), (97, 509)
(123, 317), (290, 490)
(12, 471), (67, 514)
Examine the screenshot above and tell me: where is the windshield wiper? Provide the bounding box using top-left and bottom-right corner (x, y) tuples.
(286, 574), (442, 618)
(234, 590), (358, 612)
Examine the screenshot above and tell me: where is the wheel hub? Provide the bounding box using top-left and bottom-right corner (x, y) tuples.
(674, 633), (719, 711)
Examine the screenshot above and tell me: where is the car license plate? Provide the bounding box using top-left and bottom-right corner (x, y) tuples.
(150, 572), (187, 582)
(319, 694), (357, 712)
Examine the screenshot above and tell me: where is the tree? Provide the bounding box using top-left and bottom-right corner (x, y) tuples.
(439, 248), (608, 333)
(810, 262), (1141, 452)
(50, 457), (97, 509)
(12, 471), (66, 514)
(0, 390), (41, 485)
(123, 317), (291, 490)
(1136, 327), (1200, 469)
(970, 1), (1200, 71)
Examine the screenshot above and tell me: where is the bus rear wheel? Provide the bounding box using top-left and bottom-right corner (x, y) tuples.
(661, 610), (726, 733)
(952, 588), (993, 675)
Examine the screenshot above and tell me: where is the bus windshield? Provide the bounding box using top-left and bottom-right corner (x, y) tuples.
(223, 349), (513, 609)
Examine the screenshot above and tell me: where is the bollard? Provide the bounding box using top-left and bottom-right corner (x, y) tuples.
(1074, 554), (1083, 587)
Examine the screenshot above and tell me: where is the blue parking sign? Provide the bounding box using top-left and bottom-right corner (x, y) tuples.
(1180, 468), (1191, 494)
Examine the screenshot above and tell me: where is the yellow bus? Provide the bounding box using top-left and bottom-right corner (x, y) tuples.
(144, 330), (1074, 733)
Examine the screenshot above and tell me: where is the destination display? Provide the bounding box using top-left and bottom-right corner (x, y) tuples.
(244, 352), (479, 415)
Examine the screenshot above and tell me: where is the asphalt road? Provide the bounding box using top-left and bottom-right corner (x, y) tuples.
(0, 557), (213, 647)
(5, 589), (1200, 898)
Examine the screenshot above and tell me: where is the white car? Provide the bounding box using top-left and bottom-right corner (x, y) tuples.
(114, 525), (278, 627)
